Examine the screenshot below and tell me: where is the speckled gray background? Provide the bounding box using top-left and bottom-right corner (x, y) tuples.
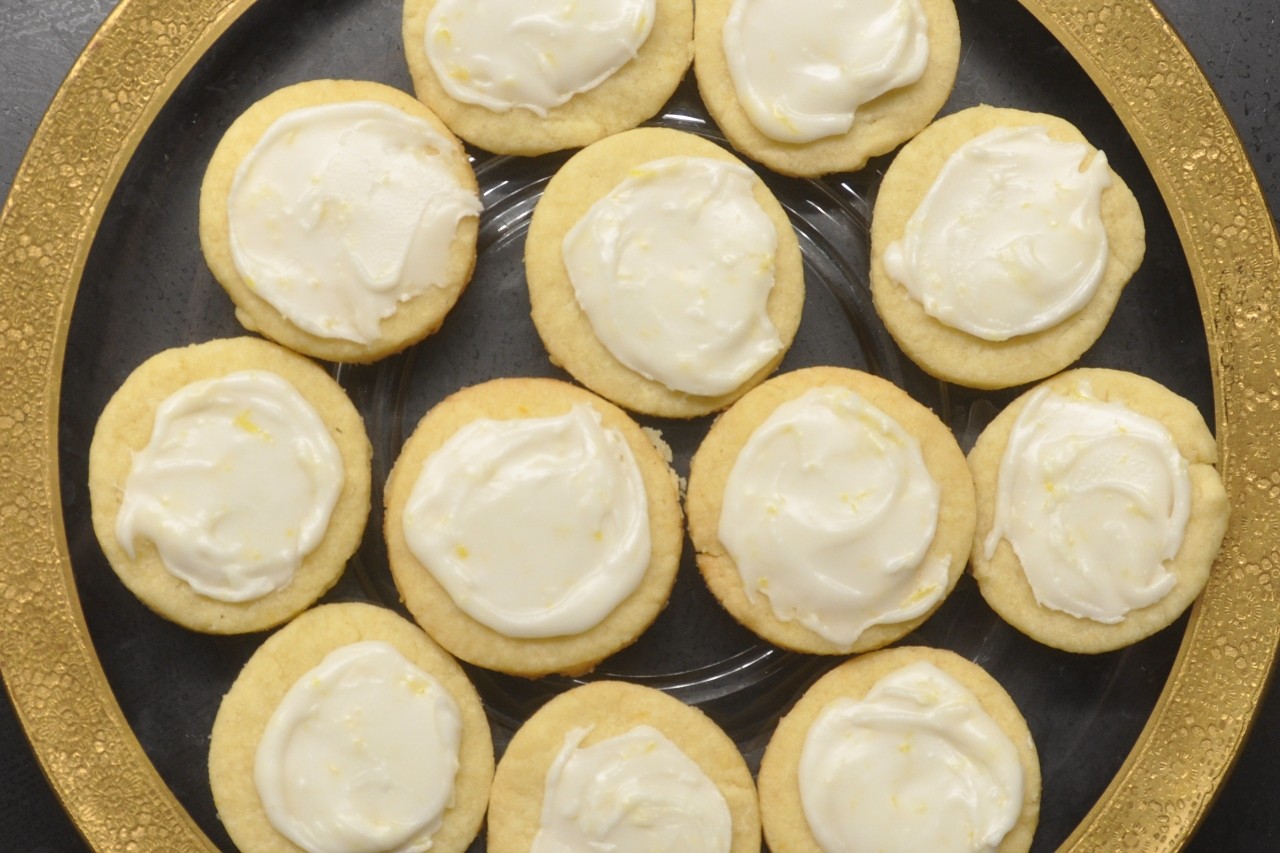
(2, 0), (1276, 850)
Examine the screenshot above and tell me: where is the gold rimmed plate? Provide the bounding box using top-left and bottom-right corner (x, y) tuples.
(1, 1), (1277, 851)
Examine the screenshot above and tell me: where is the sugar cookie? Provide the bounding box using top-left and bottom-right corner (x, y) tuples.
(870, 105), (1146, 389)
(200, 79), (480, 362)
(209, 602), (493, 853)
(384, 377), (682, 676)
(758, 646), (1040, 853)
(695, 0), (960, 176)
(968, 368), (1229, 652)
(687, 366), (974, 654)
(404, 0), (693, 155)
(88, 337), (370, 634)
(488, 680), (759, 852)
(525, 127), (804, 418)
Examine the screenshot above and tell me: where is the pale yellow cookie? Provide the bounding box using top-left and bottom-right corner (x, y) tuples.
(694, 0), (960, 177)
(968, 368), (1230, 653)
(200, 79), (479, 363)
(525, 127), (805, 418)
(384, 377), (683, 677)
(687, 366), (974, 654)
(870, 105), (1146, 389)
(209, 602), (493, 853)
(403, 0), (693, 155)
(758, 646), (1041, 853)
(488, 680), (760, 852)
(88, 337), (370, 634)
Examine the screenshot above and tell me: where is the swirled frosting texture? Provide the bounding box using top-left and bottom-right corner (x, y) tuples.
(115, 371), (343, 602)
(718, 386), (946, 647)
(723, 0), (929, 143)
(424, 0), (654, 116)
(983, 386), (1191, 623)
(254, 641), (463, 853)
(798, 661), (1023, 853)
(403, 405), (651, 638)
(883, 125), (1112, 341)
(531, 725), (732, 852)
(563, 155), (782, 396)
(228, 101), (481, 344)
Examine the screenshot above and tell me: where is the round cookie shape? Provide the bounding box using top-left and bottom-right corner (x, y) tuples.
(384, 377), (683, 677)
(694, 0), (960, 177)
(209, 602), (494, 853)
(403, 0), (693, 156)
(758, 646), (1041, 853)
(525, 127), (805, 418)
(967, 368), (1230, 653)
(200, 79), (481, 363)
(869, 105), (1146, 389)
(686, 366), (975, 655)
(488, 680), (760, 853)
(88, 337), (371, 634)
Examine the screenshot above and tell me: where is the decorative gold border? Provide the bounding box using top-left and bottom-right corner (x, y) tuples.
(1022, 3), (1280, 849)
(0, 1), (1275, 851)
(0, 1), (256, 849)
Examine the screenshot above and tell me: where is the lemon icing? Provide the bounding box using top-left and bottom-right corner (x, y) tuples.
(563, 156), (782, 396)
(719, 386), (947, 647)
(883, 125), (1112, 341)
(115, 370), (343, 602)
(228, 100), (480, 344)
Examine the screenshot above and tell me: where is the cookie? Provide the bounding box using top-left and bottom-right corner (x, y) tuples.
(694, 0), (960, 177)
(88, 337), (370, 634)
(209, 602), (493, 853)
(404, 0), (693, 155)
(525, 127), (805, 418)
(870, 105), (1146, 389)
(687, 366), (974, 654)
(968, 368), (1230, 653)
(384, 377), (683, 676)
(758, 646), (1041, 853)
(488, 680), (760, 852)
(200, 79), (480, 363)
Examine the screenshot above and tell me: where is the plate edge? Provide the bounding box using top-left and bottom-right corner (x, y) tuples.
(1016, 1), (1280, 850)
(0, 0), (1276, 851)
(0, 0), (260, 849)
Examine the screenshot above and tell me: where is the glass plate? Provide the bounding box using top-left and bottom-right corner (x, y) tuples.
(3, 0), (1278, 851)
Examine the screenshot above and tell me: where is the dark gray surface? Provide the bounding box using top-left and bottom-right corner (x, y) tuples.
(2, 1), (1276, 851)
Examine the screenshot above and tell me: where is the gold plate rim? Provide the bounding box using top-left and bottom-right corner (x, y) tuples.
(1, 0), (1277, 850)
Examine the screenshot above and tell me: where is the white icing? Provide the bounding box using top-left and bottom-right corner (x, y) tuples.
(228, 100), (481, 344)
(883, 125), (1113, 341)
(799, 661), (1024, 853)
(115, 370), (343, 603)
(532, 725), (732, 853)
(563, 156), (782, 397)
(255, 641), (463, 853)
(719, 386), (947, 647)
(983, 385), (1192, 623)
(403, 405), (651, 638)
(424, 0), (654, 116)
(723, 0), (930, 143)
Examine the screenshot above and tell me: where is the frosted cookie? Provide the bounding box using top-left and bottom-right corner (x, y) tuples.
(686, 366), (974, 654)
(88, 338), (370, 634)
(488, 681), (760, 852)
(200, 79), (481, 363)
(759, 646), (1041, 853)
(525, 127), (805, 418)
(384, 377), (683, 676)
(968, 368), (1230, 653)
(870, 105), (1146, 389)
(209, 602), (493, 853)
(694, 0), (960, 177)
(404, 0), (693, 156)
